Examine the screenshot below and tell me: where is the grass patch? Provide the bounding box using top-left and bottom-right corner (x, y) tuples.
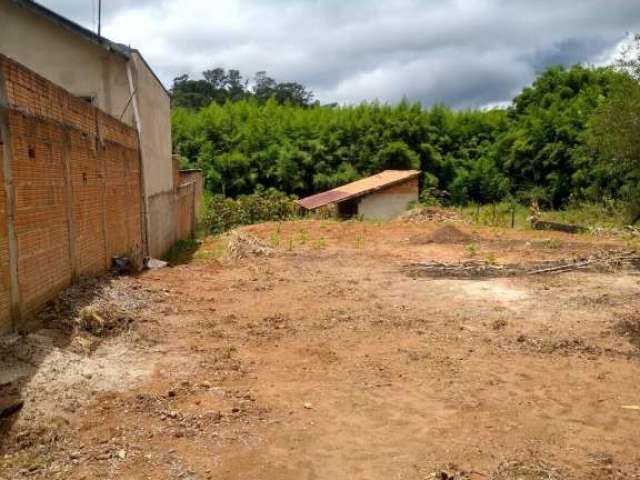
(464, 242), (479, 257)
(164, 238), (201, 264)
(297, 229), (310, 245)
(193, 238), (226, 261)
(541, 238), (563, 249)
(459, 200), (633, 231)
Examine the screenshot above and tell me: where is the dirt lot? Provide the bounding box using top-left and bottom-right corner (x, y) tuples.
(1, 217), (640, 479)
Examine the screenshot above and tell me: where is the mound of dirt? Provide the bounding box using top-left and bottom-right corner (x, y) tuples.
(410, 225), (478, 245)
(225, 230), (273, 261)
(37, 275), (158, 338)
(401, 207), (461, 224)
(614, 313), (640, 350)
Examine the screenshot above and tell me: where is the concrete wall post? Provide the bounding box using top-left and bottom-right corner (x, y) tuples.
(126, 61), (151, 258)
(61, 127), (78, 280)
(0, 67), (21, 329)
(95, 114), (111, 269)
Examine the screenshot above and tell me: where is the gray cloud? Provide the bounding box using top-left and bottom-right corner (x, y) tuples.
(38, 0), (640, 108)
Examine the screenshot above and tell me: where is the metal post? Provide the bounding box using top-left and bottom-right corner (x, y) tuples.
(97, 0), (102, 38)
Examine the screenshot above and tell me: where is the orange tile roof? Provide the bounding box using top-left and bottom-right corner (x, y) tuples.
(297, 170), (421, 210)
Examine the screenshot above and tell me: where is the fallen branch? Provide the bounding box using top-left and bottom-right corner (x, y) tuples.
(403, 251), (640, 278)
(529, 254), (640, 275)
(531, 219), (587, 234)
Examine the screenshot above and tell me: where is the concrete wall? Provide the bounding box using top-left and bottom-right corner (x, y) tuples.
(0, 0), (134, 126)
(147, 182), (196, 258)
(0, 54), (143, 333)
(0, 0), (174, 200)
(130, 52), (173, 196)
(147, 191), (175, 258)
(357, 177), (418, 220)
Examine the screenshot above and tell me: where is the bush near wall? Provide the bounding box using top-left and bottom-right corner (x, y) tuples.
(203, 189), (299, 234)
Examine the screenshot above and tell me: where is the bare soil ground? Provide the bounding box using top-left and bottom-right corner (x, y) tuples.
(2, 218), (640, 479)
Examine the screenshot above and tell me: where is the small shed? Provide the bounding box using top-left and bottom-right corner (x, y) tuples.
(297, 170), (421, 220)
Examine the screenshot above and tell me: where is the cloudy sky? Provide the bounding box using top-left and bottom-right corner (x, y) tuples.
(39, 0), (640, 108)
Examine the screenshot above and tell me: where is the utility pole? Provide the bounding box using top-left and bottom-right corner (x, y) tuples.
(98, 0), (102, 38)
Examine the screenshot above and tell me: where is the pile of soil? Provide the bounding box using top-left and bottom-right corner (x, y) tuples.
(37, 275), (158, 338)
(410, 225), (479, 245)
(614, 313), (640, 350)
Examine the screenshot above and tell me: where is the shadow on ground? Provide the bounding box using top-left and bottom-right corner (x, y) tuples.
(0, 275), (131, 454)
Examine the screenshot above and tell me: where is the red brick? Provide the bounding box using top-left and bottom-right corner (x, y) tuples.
(0, 54), (143, 326)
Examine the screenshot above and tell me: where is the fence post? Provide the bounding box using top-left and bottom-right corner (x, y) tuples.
(0, 68), (21, 330)
(96, 114), (111, 269)
(191, 182), (197, 239)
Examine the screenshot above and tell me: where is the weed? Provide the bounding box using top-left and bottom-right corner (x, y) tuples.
(194, 239), (226, 261)
(484, 252), (497, 264)
(461, 200), (632, 231)
(541, 238), (563, 249)
(492, 318), (508, 330)
(366, 219), (385, 226)
(298, 229), (309, 245)
(465, 242), (479, 257)
(164, 238), (201, 264)
(270, 231), (281, 247)
(314, 237), (326, 250)
(223, 344), (237, 359)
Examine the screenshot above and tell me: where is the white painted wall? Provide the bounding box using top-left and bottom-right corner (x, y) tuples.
(130, 52), (174, 196)
(0, 0), (134, 125)
(357, 192), (416, 220)
(0, 1), (173, 197)
(0, 1), (180, 257)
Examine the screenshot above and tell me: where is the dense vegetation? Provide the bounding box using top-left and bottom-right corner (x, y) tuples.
(171, 68), (314, 109)
(171, 43), (640, 220)
(203, 190), (299, 234)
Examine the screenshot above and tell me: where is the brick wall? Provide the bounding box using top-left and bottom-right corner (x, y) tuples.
(0, 54), (143, 332)
(0, 110), (10, 331)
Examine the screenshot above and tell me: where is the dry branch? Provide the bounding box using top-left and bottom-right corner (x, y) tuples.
(404, 251), (640, 278)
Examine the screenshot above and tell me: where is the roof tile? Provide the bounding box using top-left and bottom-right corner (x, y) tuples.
(297, 170), (420, 210)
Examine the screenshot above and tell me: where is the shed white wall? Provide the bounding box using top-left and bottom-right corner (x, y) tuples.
(130, 52), (173, 196)
(355, 177), (419, 220)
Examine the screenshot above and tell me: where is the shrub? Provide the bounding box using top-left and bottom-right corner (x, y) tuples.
(203, 189), (299, 234)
